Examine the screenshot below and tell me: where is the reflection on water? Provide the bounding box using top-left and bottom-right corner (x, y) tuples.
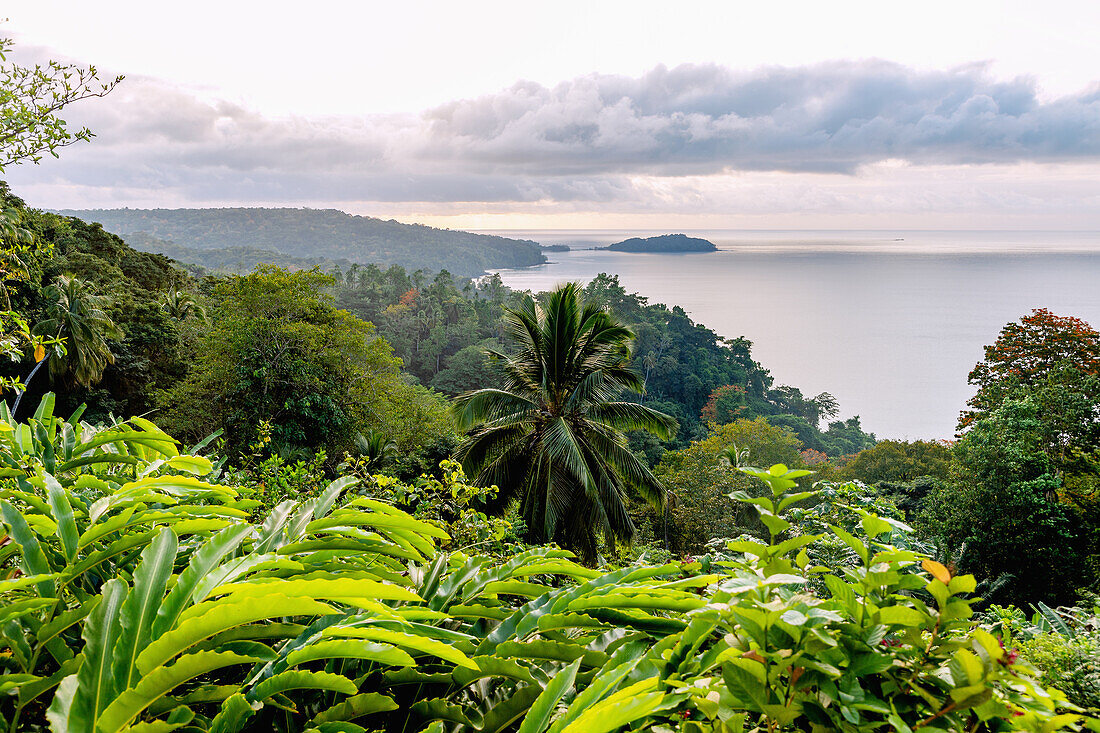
(481, 230), (1100, 440)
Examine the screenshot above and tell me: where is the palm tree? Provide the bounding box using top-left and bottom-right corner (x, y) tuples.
(354, 429), (398, 469)
(453, 282), (677, 562)
(34, 274), (123, 388)
(162, 289), (208, 323)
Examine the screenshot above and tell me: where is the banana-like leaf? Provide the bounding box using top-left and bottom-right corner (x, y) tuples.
(322, 626), (479, 670)
(164, 455), (213, 476)
(114, 528), (179, 691)
(310, 692), (399, 724)
(98, 650), (266, 733)
(479, 686), (544, 733)
(557, 678), (666, 733)
(517, 658), (581, 733)
(210, 577), (421, 606)
(409, 698), (482, 727)
(247, 670), (357, 702)
(137, 596), (338, 675)
(285, 639), (416, 668)
(68, 579), (128, 733)
(209, 693), (260, 733)
(44, 473), (79, 562)
(152, 525), (254, 639)
(1, 500), (56, 598)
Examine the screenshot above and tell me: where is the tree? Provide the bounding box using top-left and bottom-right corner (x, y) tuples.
(159, 266), (454, 466)
(840, 439), (952, 484)
(33, 273), (122, 388)
(654, 418), (805, 554)
(0, 37), (122, 171)
(454, 282), (677, 562)
(924, 398), (1093, 605)
(960, 308), (1100, 433)
(161, 288), (207, 322)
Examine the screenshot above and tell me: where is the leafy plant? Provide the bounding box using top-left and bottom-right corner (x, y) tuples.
(1, 399), (1094, 731)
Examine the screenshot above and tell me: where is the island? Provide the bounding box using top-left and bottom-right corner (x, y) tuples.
(605, 233), (717, 253)
(540, 244), (571, 252)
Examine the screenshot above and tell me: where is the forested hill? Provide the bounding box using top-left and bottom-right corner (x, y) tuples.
(123, 232), (356, 275)
(57, 207), (547, 277)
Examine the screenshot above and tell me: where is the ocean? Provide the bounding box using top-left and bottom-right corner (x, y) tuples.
(479, 230), (1100, 440)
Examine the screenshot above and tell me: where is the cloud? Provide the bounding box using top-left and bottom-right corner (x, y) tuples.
(422, 61), (1100, 174)
(5, 53), (1100, 214)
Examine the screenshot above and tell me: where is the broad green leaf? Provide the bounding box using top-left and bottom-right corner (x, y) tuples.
(70, 579), (128, 733)
(114, 528), (178, 691)
(209, 693), (259, 733)
(876, 606), (927, 627)
(1, 500), (55, 598)
(518, 658), (581, 733)
(153, 525), (254, 639)
(323, 626), (478, 670)
(558, 678), (665, 733)
(99, 651), (264, 733)
(165, 455), (213, 475)
(45, 473), (78, 562)
(247, 670), (357, 701)
(285, 639), (416, 668)
(310, 693), (398, 724)
(137, 596), (338, 674)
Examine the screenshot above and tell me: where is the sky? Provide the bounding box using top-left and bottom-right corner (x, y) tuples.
(4, 0), (1100, 229)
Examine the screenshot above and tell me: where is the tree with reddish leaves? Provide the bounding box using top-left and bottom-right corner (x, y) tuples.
(959, 308), (1100, 435)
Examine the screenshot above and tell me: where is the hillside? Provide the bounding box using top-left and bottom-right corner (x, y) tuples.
(606, 233), (717, 252)
(58, 207), (547, 277)
(124, 232), (356, 275)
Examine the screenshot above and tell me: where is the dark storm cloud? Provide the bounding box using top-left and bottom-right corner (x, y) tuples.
(7, 57), (1100, 204)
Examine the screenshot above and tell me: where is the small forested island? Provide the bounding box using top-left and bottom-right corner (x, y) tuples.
(540, 243), (571, 252)
(606, 232), (717, 252)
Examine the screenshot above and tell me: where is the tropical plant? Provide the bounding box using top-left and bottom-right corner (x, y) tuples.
(161, 289), (208, 323)
(0, 399), (1095, 731)
(454, 282), (677, 562)
(33, 274), (123, 389)
(353, 429), (398, 469)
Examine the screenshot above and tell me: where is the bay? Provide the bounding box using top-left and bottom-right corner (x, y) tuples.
(482, 230), (1100, 440)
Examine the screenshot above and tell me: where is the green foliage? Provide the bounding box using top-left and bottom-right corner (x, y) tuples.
(0, 37), (121, 171)
(960, 309), (1100, 440)
(157, 267), (455, 468)
(0, 400), (1092, 731)
(1018, 632), (1100, 716)
(60, 208), (547, 278)
(352, 459), (525, 556)
(654, 419), (805, 555)
(0, 193), (195, 421)
(922, 398), (1093, 606)
(840, 440), (952, 485)
(454, 283), (677, 562)
(34, 274), (124, 389)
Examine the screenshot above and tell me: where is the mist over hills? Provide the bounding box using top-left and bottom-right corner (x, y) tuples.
(57, 207), (546, 277)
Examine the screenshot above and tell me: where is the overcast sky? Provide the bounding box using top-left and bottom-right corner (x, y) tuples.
(4, 0), (1100, 229)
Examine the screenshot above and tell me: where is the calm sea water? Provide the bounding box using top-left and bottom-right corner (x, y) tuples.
(479, 230), (1100, 440)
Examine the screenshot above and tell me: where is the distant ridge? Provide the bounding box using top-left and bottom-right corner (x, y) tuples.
(57, 207), (547, 278)
(606, 233), (717, 253)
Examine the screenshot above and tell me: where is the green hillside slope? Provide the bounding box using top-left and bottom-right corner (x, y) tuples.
(58, 207), (546, 277)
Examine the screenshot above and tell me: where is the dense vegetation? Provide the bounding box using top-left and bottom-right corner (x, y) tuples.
(58, 208), (548, 278)
(124, 232), (357, 276)
(2, 34), (1098, 731)
(0, 399), (1091, 731)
